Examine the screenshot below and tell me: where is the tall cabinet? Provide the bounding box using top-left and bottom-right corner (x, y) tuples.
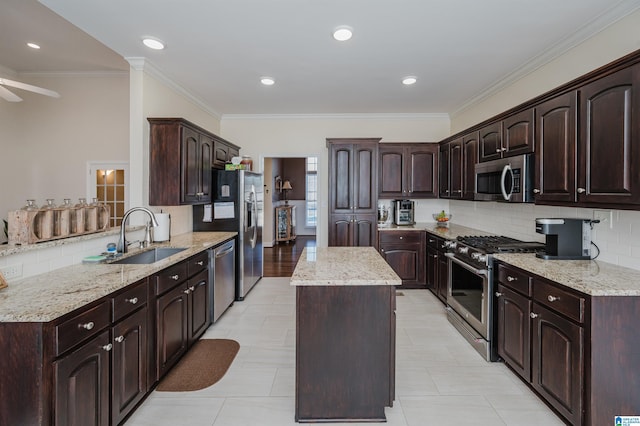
(327, 138), (379, 247)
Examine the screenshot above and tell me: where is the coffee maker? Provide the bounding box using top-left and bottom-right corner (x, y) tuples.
(535, 218), (594, 260)
(393, 200), (415, 226)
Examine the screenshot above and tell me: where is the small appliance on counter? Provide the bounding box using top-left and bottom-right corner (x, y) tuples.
(535, 218), (598, 260)
(393, 199), (415, 226)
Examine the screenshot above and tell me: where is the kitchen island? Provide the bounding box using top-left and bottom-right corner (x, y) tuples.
(291, 247), (401, 423)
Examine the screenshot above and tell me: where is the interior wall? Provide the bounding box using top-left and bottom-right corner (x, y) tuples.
(0, 73), (129, 242)
(451, 8), (640, 132)
(221, 114), (451, 247)
(281, 158), (306, 201)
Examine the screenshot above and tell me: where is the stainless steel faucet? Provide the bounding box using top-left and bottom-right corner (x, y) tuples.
(118, 207), (159, 253)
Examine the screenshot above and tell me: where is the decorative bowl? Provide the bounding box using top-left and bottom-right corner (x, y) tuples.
(432, 213), (452, 227)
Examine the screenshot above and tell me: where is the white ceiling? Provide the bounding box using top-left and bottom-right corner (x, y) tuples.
(2, 0), (640, 116)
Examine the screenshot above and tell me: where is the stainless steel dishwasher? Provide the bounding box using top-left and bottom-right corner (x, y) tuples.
(211, 239), (236, 322)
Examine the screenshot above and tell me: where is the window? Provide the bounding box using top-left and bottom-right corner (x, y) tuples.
(89, 162), (128, 227)
(306, 157), (317, 227)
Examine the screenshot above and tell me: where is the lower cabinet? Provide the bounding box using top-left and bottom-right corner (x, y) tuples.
(329, 213), (377, 247)
(426, 233), (448, 303)
(378, 230), (426, 288)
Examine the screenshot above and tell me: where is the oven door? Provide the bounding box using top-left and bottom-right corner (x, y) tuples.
(446, 254), (491, 339)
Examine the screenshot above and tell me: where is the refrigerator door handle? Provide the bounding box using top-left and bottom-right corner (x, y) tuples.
(250, 189), (258, 248)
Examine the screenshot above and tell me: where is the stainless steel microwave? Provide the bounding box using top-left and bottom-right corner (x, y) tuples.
(474, 154), (534, 203)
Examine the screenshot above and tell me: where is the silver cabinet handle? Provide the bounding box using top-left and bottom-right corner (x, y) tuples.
(125, 297), (138, 304)
(495, 292), (503, 297)
(530, 312), (538, 319)
(501, 147), (507, 152)
(547, 295), (559, 302)
(184, 288), (191, 294)
(189, 286), (195, 292)
(381, 249), (385, 252)
(102, 343), (113, 351)
(399, 236), (403, 240)
(80, 322), (94, 330)
(428, 239), (435, 243)
(170, 274), (180, 280)
(533, 189), (540, 194)
(507, 276), (516, 282)
(115, 335), (124, 343)
(196, 261), (204, 266)
(496, 148), (501, 153)
(577, 188), (586, 194)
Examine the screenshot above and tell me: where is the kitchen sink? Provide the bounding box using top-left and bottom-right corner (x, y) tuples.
(109, 247), (188, 264)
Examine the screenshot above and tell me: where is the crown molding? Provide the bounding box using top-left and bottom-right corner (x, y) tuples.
(222, 113), (450, 121)
(451, 0), (640, 119)
(125, 57), (221, 120)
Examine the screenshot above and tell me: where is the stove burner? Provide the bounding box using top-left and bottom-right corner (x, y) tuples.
(456, 235), (544, 254)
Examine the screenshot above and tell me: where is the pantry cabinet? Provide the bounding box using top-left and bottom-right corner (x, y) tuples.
(327, 138), (379, 247)
(379, 143), (438, 199)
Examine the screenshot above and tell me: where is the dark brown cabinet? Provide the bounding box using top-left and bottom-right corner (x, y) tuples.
(438, 139), (463, 199)
(478, 122), (503, 162)
(426, 233), (447, 303)
(534, 91), (577, 204)
(577, 64), (640, 206)
(328, 138), (379, 247)
(378, 231), (426, 288)
(462, 132), (478, 200)
(496, 284), (531, 380)
(379, 143), (438, 198)
(478, 111), (534, 163)
(55, 330), (111, 426)
(149, 118), (215, 205)
(212, 136), (240, 169)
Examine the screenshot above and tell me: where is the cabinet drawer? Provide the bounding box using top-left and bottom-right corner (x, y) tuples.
(379, 231), (423, 244)
(55, 301), (111, 356)
(533, 279), (585, 323)
(154, 262), (188, 295)
(497, 264), (532, 296)
(112, 279), (148, 322)
(187, 251), (209, 277)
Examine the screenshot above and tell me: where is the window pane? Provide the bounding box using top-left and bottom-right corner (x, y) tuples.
(305, 159), (318, 227)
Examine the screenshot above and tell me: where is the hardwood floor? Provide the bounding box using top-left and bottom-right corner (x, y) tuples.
(263, 236), (316, 277)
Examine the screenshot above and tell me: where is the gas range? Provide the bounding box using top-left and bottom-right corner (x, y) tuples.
(445, 235), (544, 269)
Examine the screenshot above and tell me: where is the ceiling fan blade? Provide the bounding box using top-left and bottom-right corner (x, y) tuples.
(0, 78), (60, 98)
(0, 85), (23, 102)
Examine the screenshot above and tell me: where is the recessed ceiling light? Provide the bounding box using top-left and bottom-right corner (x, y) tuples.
(261, 77), (275, 86)
(402, 76), (417, 85)
(333, 26), (353, 42)
(142, 37), (165, 50)
(27, 42), (41, 50)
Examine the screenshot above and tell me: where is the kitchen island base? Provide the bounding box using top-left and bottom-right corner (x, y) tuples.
(295, 285), (395, 423)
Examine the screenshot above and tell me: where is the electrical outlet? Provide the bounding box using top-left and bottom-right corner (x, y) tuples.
(0, 264), (23, 280)
(593, 210), (613, 229)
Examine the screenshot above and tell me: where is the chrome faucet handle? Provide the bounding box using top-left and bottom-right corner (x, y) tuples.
(144, 221), (152, 246)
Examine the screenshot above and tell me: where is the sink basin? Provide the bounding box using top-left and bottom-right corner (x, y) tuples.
(110, 247), (188, 264)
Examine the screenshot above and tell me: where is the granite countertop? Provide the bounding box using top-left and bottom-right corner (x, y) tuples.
(379, 222), (492, 240)
(493, 253), (640, 296)
(0, 231), (236, 322)
(290, 247), (401, 287)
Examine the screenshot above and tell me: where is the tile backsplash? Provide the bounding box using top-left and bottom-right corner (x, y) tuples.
(449, 200), (640, 271)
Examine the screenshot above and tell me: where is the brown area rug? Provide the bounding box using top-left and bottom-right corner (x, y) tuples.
(156, 339), (240, 392)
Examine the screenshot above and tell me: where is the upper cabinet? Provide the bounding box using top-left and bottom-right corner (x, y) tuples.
(212, 137), (240, 169)
(379, 143), (438, 199)
(462, 132), (478, 200)
(438, 139), (463, 199)
(149, 118), (240, 206)
(479, 109), (534, 163)
(577, 64), (640, 206)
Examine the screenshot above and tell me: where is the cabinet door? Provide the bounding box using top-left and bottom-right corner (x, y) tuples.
(535, 92), (577, 204)
(438, 143), (450, 198)
(531, 303), (583, 426)
(188, 269), (210, 344)
(436, 252), (448, 303)
(112, 308), (148, 426)
(449, 139), (463, 199)
(329, 144), (354, 214)
(503, 109), (534, 156)
(181, 126), (201, 204)
(55, 330), (110, 426)
(379, 146), (405, 198)
(496, 284), (531, 380)
(212, 138), (230, 169)
(199, 134), (213, 203)
(353, 144), (378, 214)
(578, 65), (640, 205)
(353, 214), (377, 248)
(407, 145), (438, 198)
(379, 243), (423, 287)
(479, 122), (503, 162)
(426, 246), (438, 290)
(462, 132), (478, 200)
(328, 214), (353, 246)
(156, 284), (189, 379)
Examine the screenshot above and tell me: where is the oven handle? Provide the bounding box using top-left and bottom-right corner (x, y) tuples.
(445, 253), (488, 276)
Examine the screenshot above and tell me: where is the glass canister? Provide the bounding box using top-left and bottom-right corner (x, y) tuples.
(72, 198), (87, 234)
(240, 155), (253, 171)
(53, 199), (71, 237)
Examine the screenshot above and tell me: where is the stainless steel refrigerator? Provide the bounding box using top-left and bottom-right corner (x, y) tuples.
(193, 169), (263, 300)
